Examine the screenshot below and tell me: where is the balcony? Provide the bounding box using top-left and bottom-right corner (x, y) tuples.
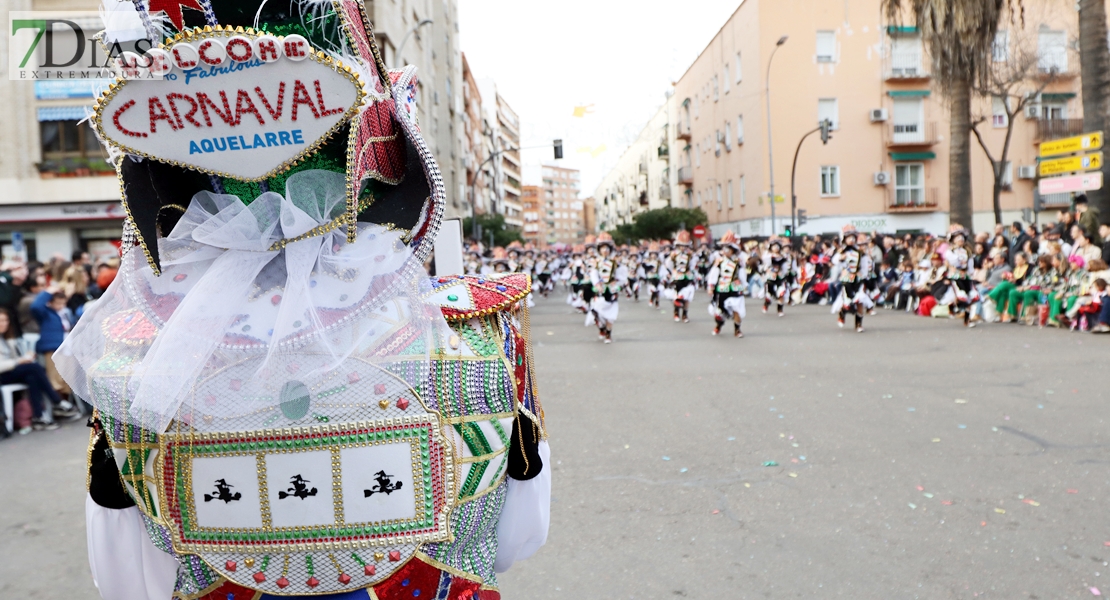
(1035, 118), (1085, 141)
(884, 49), (929, 81)
(888, 121), (938, 146)
(677, 166), (693, 186)
(659, 185), (671, 200)
(887, 187), (939, 212)
(675, 122), (692, 141)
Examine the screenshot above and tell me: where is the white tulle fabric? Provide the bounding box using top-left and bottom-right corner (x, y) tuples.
(57, 169), (440, 432)
(494, 441), (551, 573)
(86, 495), (179, 600)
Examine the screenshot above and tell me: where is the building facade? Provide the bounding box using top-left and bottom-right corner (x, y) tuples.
(594, 102), (672, 232)
(461, 54), (495, 217)
(540, 165), (584, 245)
(633, 0), (1092, 239)
(521, 185), (543, 243)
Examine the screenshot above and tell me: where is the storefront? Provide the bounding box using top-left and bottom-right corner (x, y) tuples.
(0, 202), (124, 264)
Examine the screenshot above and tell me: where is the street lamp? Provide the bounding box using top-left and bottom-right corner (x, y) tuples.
(393, 19), (434, 69)
(765, 34), (787, 236)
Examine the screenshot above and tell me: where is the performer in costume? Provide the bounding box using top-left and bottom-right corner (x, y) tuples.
(641, 243), (664, 308)
(707, 231), (747, 337)
(64, 5), (549, 600)
(588, 233), (621, 343)
(762, 239), (790, 317)
(942, 227), (978, 327)
(566, 245), (589, 313)
(665, 231), (696, 323)
(832, 227), (874, 332)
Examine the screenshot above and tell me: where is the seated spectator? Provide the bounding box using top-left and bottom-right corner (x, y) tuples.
(0, 309), (75, 433)
(1003, 254), (1054, 324)
(30, 287), (74, 400)
(990, 252), (1030, 321)
(17, 275), (45, 337)
(1094, 279), (1109, 333)
(1059, 259), (1110, 329)
(1070, 230), (1101, 265)
(988, 234), (1008, 262)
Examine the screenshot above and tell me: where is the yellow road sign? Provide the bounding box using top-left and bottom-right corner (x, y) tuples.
(1039, 151), (1103, 177)
(1039, 131), (1103, 158)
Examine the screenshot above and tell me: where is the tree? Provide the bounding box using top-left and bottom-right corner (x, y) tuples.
(884, 0), (1013, 232)
(463, 213), (523, 248)
(970, 36), (1055, 225)
(605, 207), (708, 244)
(1079, 0), (1110, 216)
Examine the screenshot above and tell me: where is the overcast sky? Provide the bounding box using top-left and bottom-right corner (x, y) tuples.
(458, 0), (745, 196)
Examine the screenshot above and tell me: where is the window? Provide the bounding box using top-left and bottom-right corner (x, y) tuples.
(894, 163), (924, 205)
(40, 119), (106, 161)
(716, 184), (723, 210)
(818, 98), (839, 130)
(892, 98), (924, 143)
(890, 35), (923, 76)
(724, 122), (732, 151)
(736, 115), (744, 144)
(727, 180), (734, 208)
(713, 75), (719, 102)
(715, 130), (722, 156)
(723, 66), (730, 93)
(735, 51), (743, 82)
(1042, 100), (1067, 120)
(694, 96), (699, 118)
(991, 96), (1009, 128)
(816, 31), (836, 62)
(695, 144), (701, 167)
(820, 166), (840, 197)
(739, 175), (747, 206)
(697, 191), (702, 206)
(993, 30), (1009, 62)
(1038, 29), (1068, 73)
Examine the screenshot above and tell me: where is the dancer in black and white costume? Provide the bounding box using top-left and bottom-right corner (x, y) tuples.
(941, 227), (979, 327)
(833, 226), (874, 332)
(589, 233), (622, 343)
(664, 230), (697, 323)
(707, 230), (747, 338)
(641, 243), (664, 308)
(762, 239), (792, 317)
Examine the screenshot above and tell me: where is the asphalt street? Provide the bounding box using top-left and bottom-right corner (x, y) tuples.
(2, 291), (1108, 599)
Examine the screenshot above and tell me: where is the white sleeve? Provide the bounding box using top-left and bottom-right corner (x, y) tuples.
(86, 495), (180, 600)
(494, 441), (551, 573)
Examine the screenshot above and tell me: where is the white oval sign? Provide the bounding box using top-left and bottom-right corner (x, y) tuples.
(94, 29), (364, 181)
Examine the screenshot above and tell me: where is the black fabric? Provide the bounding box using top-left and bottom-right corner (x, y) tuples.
(356, 131), (425, 231)
(87, 420), (136, 510)
(120, 159), (212, 272)
(507, 416), (543, 481)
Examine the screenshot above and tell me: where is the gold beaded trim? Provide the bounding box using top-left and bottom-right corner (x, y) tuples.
(267, 212), (353, 251)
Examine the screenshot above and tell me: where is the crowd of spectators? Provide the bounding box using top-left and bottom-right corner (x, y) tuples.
(795, 196), (1109, 331)
(0, 250), (119, 437)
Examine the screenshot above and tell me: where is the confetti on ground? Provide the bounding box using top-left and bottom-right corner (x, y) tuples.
(908, 503), (917, 509)
(1037, 404), (1044, 409)
(992, 427), (999, 432)
(923, 493), (934, 498)
(662, 456), (671, 461)
(546, 331), (554, 335)
(624, 444), (629, 449)
(916, 486), (924, 491)
(941, 500), (953, 506)
(727, 436), (736, 441)
(712, 509), (720, 514)
(1022, 499), (1040, 506)
(1104, 541), (1110, 547)
(680, 468), (688, 473)
(955, 399), (968, 404)
(958, 424), (967, 429)
(908, 407), (916, 412)
(994, 508), (1006, 514)
(1067, 489), (1079, 494)
(788, 472), (798, 478)
(791, 458), (799, 463)
(798, 456), (806, 460)
(981, 521), (987, 526)
(744, 482), (751, 488)
(1091, 587), (1101, 596)
(932, 438), (941, 443)
(762, 461), (779, 467)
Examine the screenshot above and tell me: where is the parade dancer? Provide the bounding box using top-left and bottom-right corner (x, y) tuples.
(763, 239), (790, 317)
(642, 243), (664, 307)
(707, 231), (747, 337)
(567, 245), (589, 313)
(588, 233), (621, 343)
(833, 227), (874, 332)
(665, 231), (697, 322)
(536, 251), (553, 297)
(625, 247), (642, 301)
(942, 227), (978, 327)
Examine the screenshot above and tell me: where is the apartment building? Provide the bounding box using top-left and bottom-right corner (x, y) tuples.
(522, 185), (543, 243)
(461, 54), (495, 216)
(655, 0), (1086, 238)
(594, 102), (672, 232)
(541, 165), (584, 245)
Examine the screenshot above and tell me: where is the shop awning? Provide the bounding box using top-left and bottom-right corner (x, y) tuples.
(890, 151), (936, 161)
(885, 26), (919, 34)
(37, 106), (89, 121)
(1041, 93), (1077, 101)
(888, 90), (931, 97)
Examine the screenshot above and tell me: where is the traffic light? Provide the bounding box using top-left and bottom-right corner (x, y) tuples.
(783, 224), (793, 237)
(553, 139), (563, 159)
(797, 209), (808, 226)
(819, 119), (832, 144)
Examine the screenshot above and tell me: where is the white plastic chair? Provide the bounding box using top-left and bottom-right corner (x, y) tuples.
(2, 383), (28, 434)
